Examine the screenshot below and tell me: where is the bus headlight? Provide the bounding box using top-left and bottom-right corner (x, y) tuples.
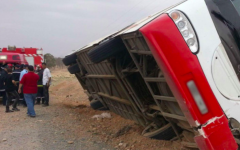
(187, 38), (195, 46)
(169, 10), (199, 54)
(177, 21), (186, 29)
(182, 30), (190, 38)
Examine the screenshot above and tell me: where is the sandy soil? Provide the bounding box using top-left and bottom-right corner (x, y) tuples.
(0, 69), (190, 150)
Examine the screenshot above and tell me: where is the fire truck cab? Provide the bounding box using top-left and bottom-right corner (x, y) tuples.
(0, 52), (28, 66)
(0, 46), (44, 68)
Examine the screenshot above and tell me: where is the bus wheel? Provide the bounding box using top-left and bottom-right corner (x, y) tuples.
(62, 53), (77, 66)
(87, 37), (127, 63)
(68, 64), (80, 74)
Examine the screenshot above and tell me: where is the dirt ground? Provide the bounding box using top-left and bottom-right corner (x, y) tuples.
(0, 69), (190, 150)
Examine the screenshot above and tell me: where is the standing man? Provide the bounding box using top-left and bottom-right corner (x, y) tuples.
(0, 66), (7, 106)
(36, 65), (44, 105)
(5, 68), (20, 112)
(18, 65), (39, 117)
(13, 65), (22, 105)
(12, 65), (21, 89)
(13, 65), (21, 81)
(19, 64), (28, 107)
(42, 63), (51, 107)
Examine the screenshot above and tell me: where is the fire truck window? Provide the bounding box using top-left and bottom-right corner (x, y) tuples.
(12, 55), (20, 60)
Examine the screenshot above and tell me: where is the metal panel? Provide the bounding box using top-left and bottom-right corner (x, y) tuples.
(75, 46), (147, 127)
(121, 32), (190, 140)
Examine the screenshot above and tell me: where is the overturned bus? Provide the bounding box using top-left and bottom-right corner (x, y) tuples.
(63, 0), (240, 149)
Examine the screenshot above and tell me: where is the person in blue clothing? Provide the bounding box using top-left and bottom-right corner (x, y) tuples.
(19, 64), (28, 81)
(19, 64), (28, 107)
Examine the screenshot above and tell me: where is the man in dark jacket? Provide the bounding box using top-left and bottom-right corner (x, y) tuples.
(5, 68), (20, 112)
(0, 66), (7, 105)
(12, 65), (21, 103)
(0, 61), (7, 69)
(36, 65), (44, 104)
(13, 65), (21, 83)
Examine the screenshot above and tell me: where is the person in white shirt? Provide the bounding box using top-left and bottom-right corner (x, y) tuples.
(42, 63), (51, 107)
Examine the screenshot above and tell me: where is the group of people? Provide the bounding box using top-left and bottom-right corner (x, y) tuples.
(0, 62), (51, 117)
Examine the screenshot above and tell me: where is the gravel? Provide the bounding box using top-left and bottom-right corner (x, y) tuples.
(0, 102), (114, 150)
(0, 69), (190, 150)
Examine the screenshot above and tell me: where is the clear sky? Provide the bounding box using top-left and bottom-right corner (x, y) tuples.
(0, 0), (182, 57)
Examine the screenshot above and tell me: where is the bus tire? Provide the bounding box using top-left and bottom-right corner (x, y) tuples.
(62, 53), (77, 66)
(87, 37), (127, 63)
(68, 64), (80, 74)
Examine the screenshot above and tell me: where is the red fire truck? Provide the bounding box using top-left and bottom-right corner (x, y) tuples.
(0, 46), (44, 68)
(0, 52), (28, 65)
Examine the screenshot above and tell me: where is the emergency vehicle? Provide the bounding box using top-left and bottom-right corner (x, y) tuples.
(0, 46), (44, 68)
(63, 0), (240, 149)
(0, 52), (28, 66)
